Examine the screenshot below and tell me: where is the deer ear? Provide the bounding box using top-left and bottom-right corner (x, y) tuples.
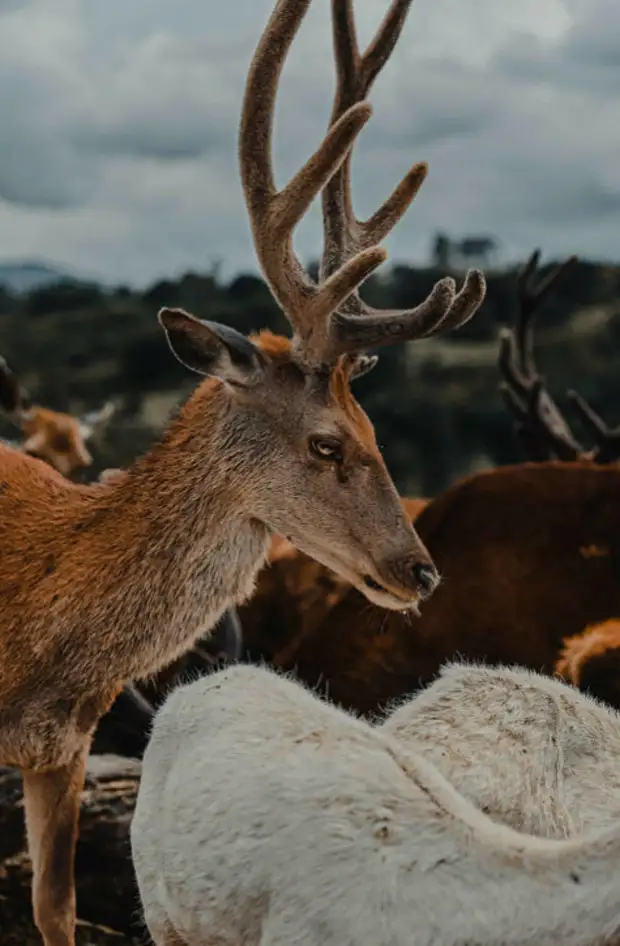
(158, 308), (267, 387)
(348, 353), (379, 381)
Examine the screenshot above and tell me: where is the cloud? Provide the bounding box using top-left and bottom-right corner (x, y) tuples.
(0, 0), (95, 207)
(71, 33), (241, 161)
(0, 0), (618, 286)
(0, 0), (34, 11)
(499, 0), (620, 96)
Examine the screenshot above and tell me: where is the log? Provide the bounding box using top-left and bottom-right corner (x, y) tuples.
(0, 756), (146, 945)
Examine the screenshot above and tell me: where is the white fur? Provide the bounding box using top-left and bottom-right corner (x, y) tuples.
(131, 664), (620, 946)
(381, 662), (620, 838)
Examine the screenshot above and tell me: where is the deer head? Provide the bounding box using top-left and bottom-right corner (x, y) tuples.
(151, 0), (486, 611)
(0, 355), (116, 478)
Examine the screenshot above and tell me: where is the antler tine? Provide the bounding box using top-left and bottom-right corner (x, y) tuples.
(321, 0), (418, 268)
(514, 249), (578, 375)
(519, 252), (620, 465)
(497, 249), (585, 460)
(567, 390), (620, 464)
(316, 0), (485, 360)
(238, 0), (388, 365)
(497, 327), (583, 463)
(502, 249), (619, 464)
(498, 249), (584, 461)
(499, 377), (566, 462)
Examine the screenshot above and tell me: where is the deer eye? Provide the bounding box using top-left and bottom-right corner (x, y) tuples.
(308, 436), (343, 464)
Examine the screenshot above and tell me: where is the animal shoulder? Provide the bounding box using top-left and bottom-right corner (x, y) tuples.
(0, 443), (78, 498)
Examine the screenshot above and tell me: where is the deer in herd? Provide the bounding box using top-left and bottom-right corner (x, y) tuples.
(0, 359), (240, 760)
(0, 0), (486, 942)
(0, 356), (116, 478)
(555, 618), (620, 708)
(237, 248), (620, 715)
(132, 661), (620, 946)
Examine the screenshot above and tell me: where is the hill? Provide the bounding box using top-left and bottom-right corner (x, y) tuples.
(0, 262), (69, 294)
(0, 257), (618, 496)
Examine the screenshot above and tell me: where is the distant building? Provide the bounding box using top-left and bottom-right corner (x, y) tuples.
(430, 233), (500, 270)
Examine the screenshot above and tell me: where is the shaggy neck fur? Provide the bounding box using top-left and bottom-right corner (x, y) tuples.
(1, 380), (272, 702)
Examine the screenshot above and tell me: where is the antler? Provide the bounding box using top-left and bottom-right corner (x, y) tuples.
(318, 0), (486, 359)
(497, 249), (586, 461)
(239, 0), (386, 366)
(500, 249), (620, 464)
(566, 389), (620, 464)
(239, 0), (486, 367)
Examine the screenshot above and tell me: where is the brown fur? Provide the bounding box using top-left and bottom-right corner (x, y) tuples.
(268, 534), (298, 563)
(0, 330), (441, 946)
(0, 354), (436, 715)
(238, 461), (620, 715)
(253, 331), (377, 448)
(19, 407), (94, 476)
(0, 357), (114, 478)
(266, 495), (429, 566)
(555, 619), (620, 711)
(236, 249), (614, 715)
(3, 0), (488, 940)
(402, 496), (430, 520)
(556, 619), (620, 683)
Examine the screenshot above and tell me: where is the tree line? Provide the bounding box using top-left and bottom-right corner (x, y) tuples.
(1, 255), (619, 497)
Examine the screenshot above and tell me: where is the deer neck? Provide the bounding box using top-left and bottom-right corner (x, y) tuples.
(68, 380), (272, 681)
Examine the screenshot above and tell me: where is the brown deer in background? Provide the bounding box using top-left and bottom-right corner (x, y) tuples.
(555, 618), (620, 707)
(238, 248), (620, 715)
(0, 0), (486, 942)
(500, 251), (620, 707)
(0, 356), (116, 478)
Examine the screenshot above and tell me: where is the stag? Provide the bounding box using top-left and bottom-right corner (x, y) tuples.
(0, 0), (486, 942)
(238, 249), (620, 715)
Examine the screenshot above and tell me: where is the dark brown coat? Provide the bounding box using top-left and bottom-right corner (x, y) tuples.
(239, 462), (620, 714)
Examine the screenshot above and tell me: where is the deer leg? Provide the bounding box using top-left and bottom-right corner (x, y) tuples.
(21, 745), (88, 946)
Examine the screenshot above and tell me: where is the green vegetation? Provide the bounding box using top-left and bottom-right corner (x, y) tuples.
(1, 257), (619, 497)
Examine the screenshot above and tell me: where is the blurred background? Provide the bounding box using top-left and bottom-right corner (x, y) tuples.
(0, 0), (618, 498)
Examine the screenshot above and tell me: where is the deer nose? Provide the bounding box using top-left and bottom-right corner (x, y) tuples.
(411, 562), (439, 598)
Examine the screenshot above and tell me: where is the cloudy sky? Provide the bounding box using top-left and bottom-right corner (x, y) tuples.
(0, 0), (618, 287)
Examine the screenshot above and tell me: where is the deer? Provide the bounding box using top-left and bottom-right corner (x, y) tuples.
(0, 359), (161, 758)
(0, 361), (240, 761)
(236, 248), (620, 716)
(555, 618), (620, 709)
(0, 355), (116, 478)
(382, 661), (620, 840)
(131, 661), (620, 946)
(0, 0), (486, 942)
